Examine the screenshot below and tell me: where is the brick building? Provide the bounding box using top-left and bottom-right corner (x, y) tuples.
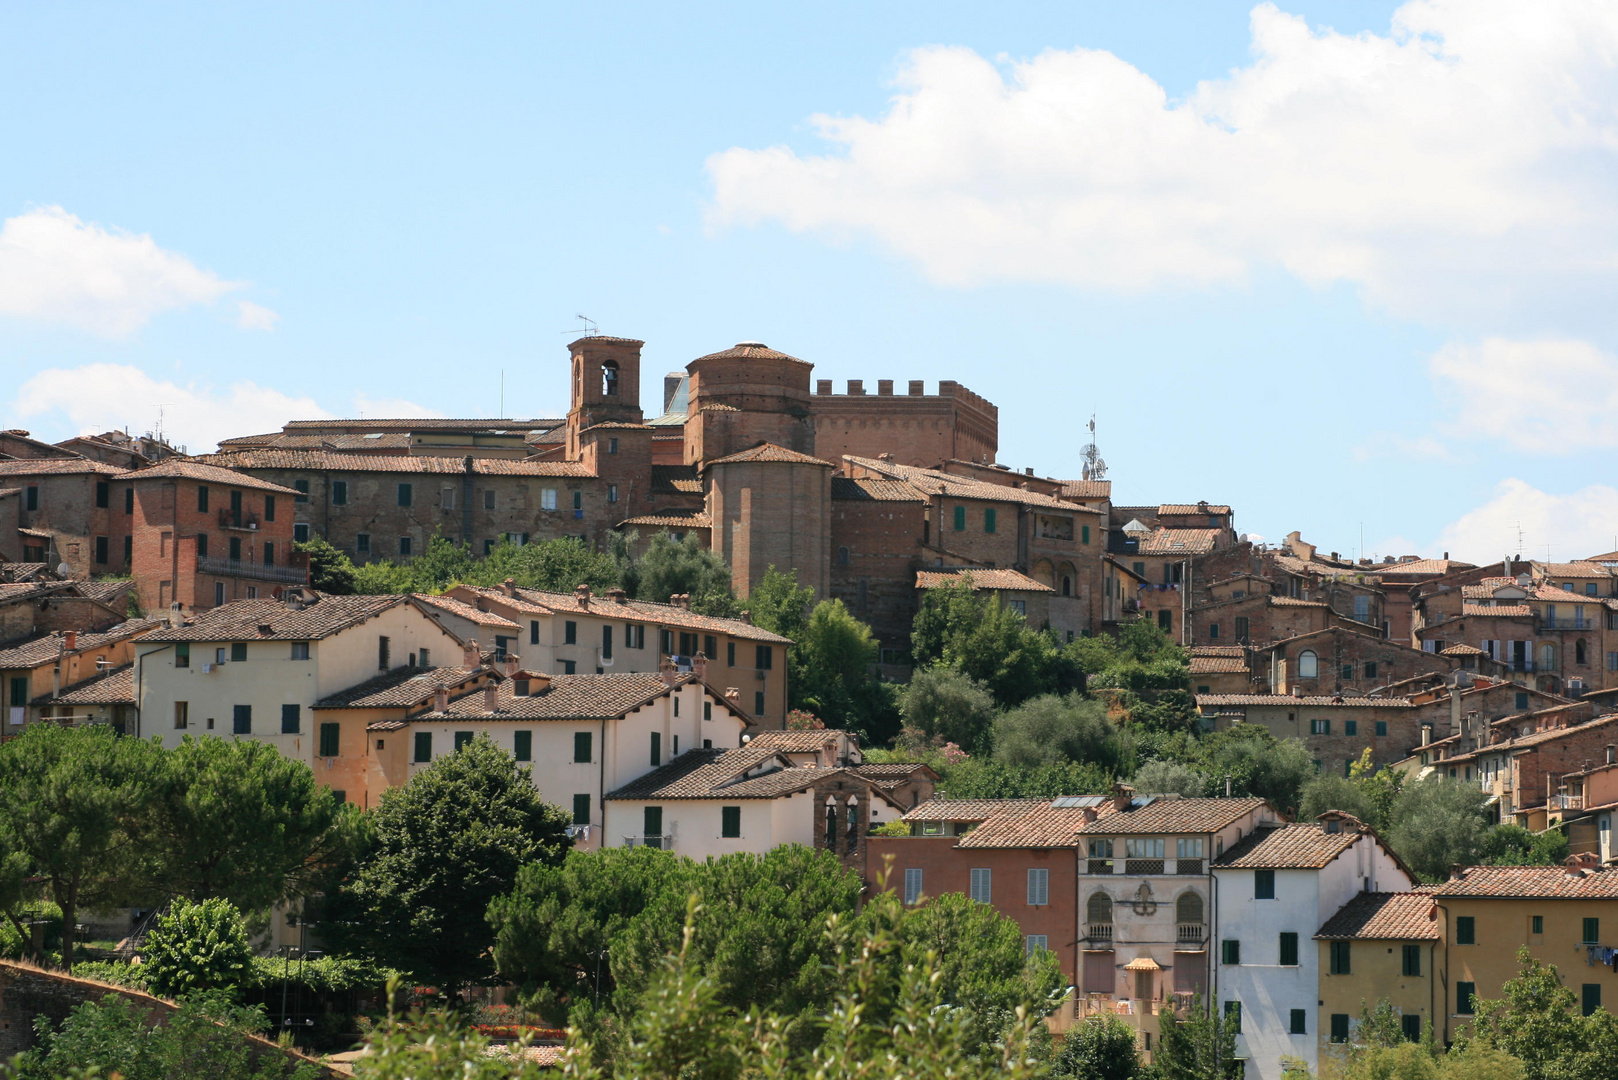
(0, 457), (128, 576)
(1258, 626), (1457, 696)
(1197, 694), (1424, 773)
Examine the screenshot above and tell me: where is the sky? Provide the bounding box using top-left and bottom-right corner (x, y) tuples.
(4, 1), (1618, 565)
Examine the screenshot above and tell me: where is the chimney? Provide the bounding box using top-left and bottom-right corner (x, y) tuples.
(820, 740), (836, 768)
(463, 641), (481, 669)
(660, 658), (679, 688)
(433, 688), (449, 712)
(64, 630), (77, 651)
(257, 624), (273, 637)
(693, 652), (708, 679)
(576, 584), (591, 608)
(606, 587), (628, 604)
(725, 687), (741, 706)
(483, 684), (499, 713)
(502, 578), (518, 598)
(1451, 686), (1463, 744)
(1111, 782), (1136, 812)
(1566, 852), (1600, 875)
(1421, 724), (1433, 747)
(740, 610), (752, 625)
(503, 655), (520, 678)
(1080, 807), (1098, 824)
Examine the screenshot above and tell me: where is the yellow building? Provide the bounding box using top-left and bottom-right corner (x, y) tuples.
(1428, 862), (1618, 1044)
(1314, 891), (1439, 1075)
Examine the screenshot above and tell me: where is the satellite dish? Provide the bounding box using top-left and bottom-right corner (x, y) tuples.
(56, 563), (71, 576)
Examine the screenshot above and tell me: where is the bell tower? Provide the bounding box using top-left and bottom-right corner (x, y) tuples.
(565, 335), (645, 458)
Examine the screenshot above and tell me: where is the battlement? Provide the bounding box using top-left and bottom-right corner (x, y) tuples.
(813, 379), (998, 419)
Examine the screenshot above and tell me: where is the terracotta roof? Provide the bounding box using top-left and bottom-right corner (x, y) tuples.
(0, 581), (73, 607)
(1136, 529), (1220, 555)
(30, 664), (134, 706)
(422, 671), (699, 721)
(410, 593), (520, 629)
(1213, 823), (1359, 869)
(1441, 644), (1486, 656)
(1196, 694), (1413, 708)
(193, 451), (591, 476)
(915, 568), (1053, 593)
(691, 342), (812, 366)
(1159, 504), (1231, 516)
(1533, 585), (1607, 604)
(126, 460), (302, 494)
(650, 465), (702, 494)
(1316, 892), (1438, 940)
(955, 803), (1100, 849)
(0, 458), (126, 476)
(1536, 562), (1613, 579)
(1268, 596), (1329, 608)
(445, 585), (557, 617)
(460, 585), (793, 643)
(705, 443), (834, 467)
(0, 563), (50, 582)
(1372, 559), (1471, 577)
(748, 730), (855, 753)
(221, 432), (418, 451)
(0, 619), (159, 668)
(843, 457), (1083, 512)
(1059, 480), (1112, 499)
(314, 665), (483, 708)
(1190, 656), (1247, 674)
(617, 511), (712, 529)
(902, 799), (1048, 822)
(1074, 797), (1270, 835)
(282, 417), (562, 432)
(1192, 645), (1246, 658)
(138, 594), (409, 642)
(579, 422), (653, 433)
(74, 579), (134, 606)
(1430, 865), (1618, 899)
(1462, 603), (1534, 618)
(831, 477), (928, 503)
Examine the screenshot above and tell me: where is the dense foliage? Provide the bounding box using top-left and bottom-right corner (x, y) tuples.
(142, 897), (254, 998)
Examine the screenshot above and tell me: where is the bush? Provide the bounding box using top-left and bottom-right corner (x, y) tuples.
(143, 898), (253, 998)
(992, 694), (1130, 773)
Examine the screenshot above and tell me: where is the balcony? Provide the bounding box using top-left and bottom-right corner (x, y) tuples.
(1177, 923), (1206, 945)
(1074, 995), (1167, 1018)
(1087, 922), (1113, 942)
(1551, 794), (1585, 811)
(1542, 616), (1593, 631)
(1125, 859), (1165, 875)
(1175, 858), (1204, 875)
(217, 508), (261, 531)
(1088, 859), (1114, 875)
(197, 555), (308, 585)
(623, 834), (673, 850)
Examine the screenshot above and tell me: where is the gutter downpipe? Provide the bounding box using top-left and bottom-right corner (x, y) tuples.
(1208, 829), (1219, 1023)
(1434, 899), (1451, 1047)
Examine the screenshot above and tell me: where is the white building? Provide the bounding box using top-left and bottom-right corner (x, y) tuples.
(1209, 812), (1412, 1080)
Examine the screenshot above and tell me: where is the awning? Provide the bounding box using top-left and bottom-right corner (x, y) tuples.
(1123, 957), (1162, 972)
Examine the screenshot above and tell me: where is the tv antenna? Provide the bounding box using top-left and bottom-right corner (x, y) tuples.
(150, 403), (174, 445)
(562, 313), (600, 337)
(1080, 415), (1107, 481)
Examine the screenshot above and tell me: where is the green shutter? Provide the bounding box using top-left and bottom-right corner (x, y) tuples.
(722, 806), (741, 838)
(454, 731), (474, 752)
(1082, 525), (1090, 544)
(984, 507), (996, 533)
(319, 722), (340, 757)
(1585, 917), (1600, 943)
(1279, 932), (1298, 966)
(574, 731), (592, 763)
(953, 505), (965, 531)
(651, 731), (661, 767)
(644, 806), (663, 849)
(514, 730), (532, 761)
(414, 731), (432, 763)
(572, 794), (591, 826)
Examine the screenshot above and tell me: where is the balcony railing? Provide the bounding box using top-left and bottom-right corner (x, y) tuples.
(197, 556), (308, 585)
(1088, 859), (1114, 875)
(1087, 922), (1113, 942)
(1175, 858), (1204, 875)
(1543, 616), (1592, 630)
(217, 508), (261, 531)
(1088, 858), (1209, 876)
(1125, 859), (1165, 875)
(1550, 794), (1585, 811)
(623, 834), (673, 850)
(1177, 923), (1206, 944)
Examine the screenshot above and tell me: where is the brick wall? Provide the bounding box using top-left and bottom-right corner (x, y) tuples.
(829, 496), (926, 658)
(708, 459), (832, 600)
(1264, 628), (1456, 695)
(811, 379), (998, 467)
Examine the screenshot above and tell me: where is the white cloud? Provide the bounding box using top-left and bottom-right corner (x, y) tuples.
(0, 206), (242, 336)
(12, 363), (328, 453)
(706, 1), (1618, 324)
(236, 300), (280, 331)
(1430, 337), (1618, 453)
(1433, 478), (1618, 564)
(352, 394), (444, 420)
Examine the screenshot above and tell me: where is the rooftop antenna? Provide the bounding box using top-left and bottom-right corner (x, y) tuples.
(500, 370), (505, 419)
(1080, 415), (1107, 481)
(150, 403), (174, 446)
(562, 313), (600, 337)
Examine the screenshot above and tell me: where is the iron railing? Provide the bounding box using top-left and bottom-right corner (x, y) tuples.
(197, 556), (308, 585)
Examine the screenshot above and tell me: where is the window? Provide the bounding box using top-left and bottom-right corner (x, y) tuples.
(984, 507), (997, 533)
(574, 731), (592, 763)
(1584, 984), (1602, 1017)
(1235, 616), (1249, 642)
(230, 642), (249, 662)
(281, 704), (301, 734)
(1457, 982), (1476, 1015)
(755, 690), (765, 715)
(573, 490), (583, 518)
(1298, 650), (1318, 678)
(970, 868), (992, 903)
(175, 643), (190, 668)
(229, 536), (242, 561)
(1456, 916), (1475, 945)
(513, 731), (532, 761)
(94, 536), (108, 564)
(756, 645), (773, 670)
(1329, 940), (1351, 975)
(1158, 609), (1171, 632)
(1125, 838), (1165, 858)
(650, 731), (661, 767)
(1082, 524), (1090, 544)
(414, 732), (432, 763)
(541, 488), (557, 510)
(318, 722), (339, 757)
(174, 701), (189, 729)
(628, 623), (645, 649)
(124, 535), (132, 563)
(232, 705), (252, 735)
(1176, 892), (1204, 928)
(24, 486), (38, 511)
(441, 486), (456, 511)
(602, 625), (613, 660)
(263, 541), (274, 565)
(704, 701), (712, 721)
(727, 641), (737, 666)
(356, 533), (370, 553)
(1344, 719), (1358, 736)
(715, 805), (742, 839)
(1026, 935), (1049, 954)
(1584, 917), (1600, 944)
(564, 620), (577, 645)
(494, 635), (511, 660)
(1221, 939), (1240, 965)
(95, 481), (109, 508)
(1516, 691), (1530, 710)
(124, 486), (134, 514)
(1376, 720), (1388, 737)
(904, 868), (924, 905)
(399, 536), (412, 557)
(1402, 944), (1422, 975)
(291, 522), (310, 543)
(1365, 661), (1378, 678)
(1402, 1014), (1422, 1042)
(1331, 1013), (1350, 1043)
(1341, 663), (1353, 679)
(1255, 870), (1276, 899)
(1279, 932), (1298, 966)
(1009, 599), (1026, 616)
(1533, 915), (1544, 934)
(1290, 1009), (1307, 1035)
(953, 505), (965, 531)
(562, 660), (576, 674)
(1311, 718), (1330, 735)
(1209, 622), (1220, 640)
(1224, 1001), (1241, 1033)
(265, 495), (276, 521)
(397, 483), (413, 507)
(454, 731), (474, 752)
(1028, 868), (1050, 905)
(331, 480), (347, 505)
(572, 794), (591, 826)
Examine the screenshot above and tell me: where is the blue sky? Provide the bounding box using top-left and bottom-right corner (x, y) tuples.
(5, 1), (1618, 564)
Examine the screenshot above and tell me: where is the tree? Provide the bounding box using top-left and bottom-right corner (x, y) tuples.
(0, 723), (155, 970)
(1072, 619), (1191, 693)
(634, 531), (738, 614)
(135, 736), (340, 910)
(930, 758), (1112, 799)
(899, 667), (997, 753)
(334, 735), (571, 998)
(746, 565), (814, 644)
(1051, 1015), (1141, 1079)
(142, 898), (254, 999)
(1386, 776), (1492, 882)
(1132, 759), (1206, 798)
(992, 694), (1130, 774)
(1153, 994), (1241, 1079)
(793, 600), (895, 741)
(1191, 727), (1315, 813)
(1480, 824), (1569, 867)
(1455, 949), (1618, 1080)
(911, 577), (1064, 705)
(294, 535), (358, 595)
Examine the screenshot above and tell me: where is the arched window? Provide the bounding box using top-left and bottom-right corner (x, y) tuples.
(602, 360), (619, 397)
(1176, 892), (1204, 925)
(846, 797), (859, 846)
(1298, 650), (1318, 678)
(1087, 892), (1113, 925)
(825, 799), (838, 853)
(1062, 576), (1073, 597)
